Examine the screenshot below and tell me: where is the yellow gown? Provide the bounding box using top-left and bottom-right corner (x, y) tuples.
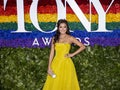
(43, 43), (80, 90)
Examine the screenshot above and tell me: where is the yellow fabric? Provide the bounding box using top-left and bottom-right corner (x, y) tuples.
(43, 43), (80, 90)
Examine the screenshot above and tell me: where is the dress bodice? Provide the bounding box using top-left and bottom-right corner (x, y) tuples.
(54, 43), (71, 58)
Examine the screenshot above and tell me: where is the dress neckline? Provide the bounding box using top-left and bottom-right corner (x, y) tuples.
(55, 42), (71, 45)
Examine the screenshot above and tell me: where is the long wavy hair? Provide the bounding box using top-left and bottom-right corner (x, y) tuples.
(53, 19), (70, 44)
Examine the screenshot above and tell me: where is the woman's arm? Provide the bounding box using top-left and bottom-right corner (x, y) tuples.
(48, 37), (55, 71)
(65, 36), (86, 58)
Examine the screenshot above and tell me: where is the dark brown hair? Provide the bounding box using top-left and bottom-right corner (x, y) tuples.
(53, 19), (70, 44)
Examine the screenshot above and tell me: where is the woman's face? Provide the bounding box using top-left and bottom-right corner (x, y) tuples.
(58, 23), (67, 34)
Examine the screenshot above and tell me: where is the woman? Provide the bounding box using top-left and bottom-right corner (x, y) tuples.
(43, 19), (86, 90)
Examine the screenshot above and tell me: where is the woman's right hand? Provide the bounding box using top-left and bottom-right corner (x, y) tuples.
(47, 67), (56, 78)
(47, 67), (53, 75)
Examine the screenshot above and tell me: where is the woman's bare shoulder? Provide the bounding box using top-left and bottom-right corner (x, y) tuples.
(67, 35), (75, 39)
(51, 36), (55, 41)
(52, 36), (55, 39)
(51, 36), (55, 45)
(66, 35), (75, 44)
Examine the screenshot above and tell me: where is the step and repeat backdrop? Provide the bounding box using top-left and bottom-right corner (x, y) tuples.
(0, 0), (120, 48)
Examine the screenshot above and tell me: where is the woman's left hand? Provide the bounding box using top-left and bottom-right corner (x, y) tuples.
(64, 53), (74, 58)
